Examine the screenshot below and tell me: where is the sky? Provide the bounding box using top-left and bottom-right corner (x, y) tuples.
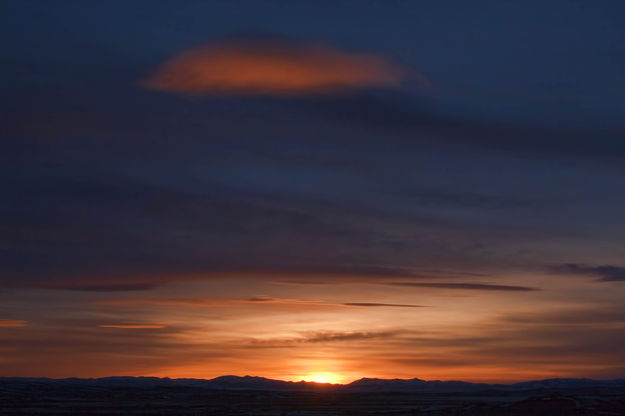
(2, 0), (625, 383)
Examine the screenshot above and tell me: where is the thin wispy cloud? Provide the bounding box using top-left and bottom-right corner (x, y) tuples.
(99, 323), (167, 329)
(304, 330), (398, 343)
(549, 263), (625, 282)
(388, 282), (539, 291)
(0, 319), (28, 327)
(499, 307), (625, 325)
(248, 330), (400, 347)
(60, 283), (158, 292)
(93, 297), (327, 308)
(93, 296), (424, 309)
(341, 302), (424, 308)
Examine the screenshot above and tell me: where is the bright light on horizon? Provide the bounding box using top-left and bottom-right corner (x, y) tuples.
(298, 372), (345, 384)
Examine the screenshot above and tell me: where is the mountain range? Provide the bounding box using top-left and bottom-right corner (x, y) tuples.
(2, 375), (625, 393)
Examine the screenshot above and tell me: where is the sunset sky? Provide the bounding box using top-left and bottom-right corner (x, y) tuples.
(2, 0), (625, 383)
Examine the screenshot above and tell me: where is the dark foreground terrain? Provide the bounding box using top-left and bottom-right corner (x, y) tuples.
(2, 377), (625, 415)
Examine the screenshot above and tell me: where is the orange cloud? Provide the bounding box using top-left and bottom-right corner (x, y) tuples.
(142, 39), (421, 96)
(0, 319), (27, 327)
(99, 323), (166, 329)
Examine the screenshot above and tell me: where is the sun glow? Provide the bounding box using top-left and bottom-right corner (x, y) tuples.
(300, 372), (344, 384)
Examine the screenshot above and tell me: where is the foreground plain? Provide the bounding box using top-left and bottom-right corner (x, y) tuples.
(2, 377), (625, 415)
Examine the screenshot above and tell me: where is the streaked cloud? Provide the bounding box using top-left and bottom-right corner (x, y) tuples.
(499, 307), (625, 325)
(93, 296), (327, 308)
(0, 319), (27, 327)
(304, 330), (397, 343)
(142, 39), (420, 96)
(248, 330), (400, 347)
(99, 323), (166, 329)
(94, 296), (423, 309)
(56, 283), (158, 292)
(549, 263), (625, 282)
(388, 282), (540, 291)
(341, 302), (423, 308)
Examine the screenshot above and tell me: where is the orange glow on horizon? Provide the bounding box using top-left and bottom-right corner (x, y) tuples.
(3, 274), (622, 382)
(297, 372), (347, 384)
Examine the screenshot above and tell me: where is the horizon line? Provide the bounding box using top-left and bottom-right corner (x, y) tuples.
(2, 374), (623, 386)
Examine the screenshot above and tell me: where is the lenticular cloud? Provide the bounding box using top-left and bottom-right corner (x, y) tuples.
(142, 39), (420, 96)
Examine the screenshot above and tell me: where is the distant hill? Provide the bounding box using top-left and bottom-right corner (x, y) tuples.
(2, 375), (625, 393)
(344, 377), (625, 392)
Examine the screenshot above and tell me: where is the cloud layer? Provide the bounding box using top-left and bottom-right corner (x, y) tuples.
(550, 264), (625, 282)
(389, 282), (539, 291)
(0, 319), (27, 328)
(143, 39), (417, 96)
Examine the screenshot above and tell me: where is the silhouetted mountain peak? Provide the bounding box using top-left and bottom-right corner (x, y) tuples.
(2, 375), (625, 393)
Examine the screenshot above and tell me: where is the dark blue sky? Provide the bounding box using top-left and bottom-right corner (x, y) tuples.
(4, 0), (625, 127)
(3, 0), (625, 285)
